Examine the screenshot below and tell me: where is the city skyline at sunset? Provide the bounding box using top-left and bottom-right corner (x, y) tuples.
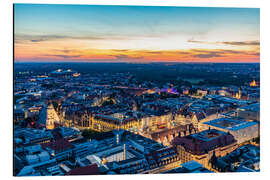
(14, 4), (260, 63)
(13, 4), (261, 176)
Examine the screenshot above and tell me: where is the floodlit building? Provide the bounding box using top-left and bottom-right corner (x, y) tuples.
(203, 118), (259, 144)
(209, 144), (260, 172)
(236, 103), (260, 121)
(91, 114), (139, 132)
(164, 160), (213, 173)
(172, 129), (238, 168)
(74, 130), (178, 174)
(39, 104), (61, 129)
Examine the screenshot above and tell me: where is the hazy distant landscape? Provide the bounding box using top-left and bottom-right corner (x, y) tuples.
(14, 62), (260, 87)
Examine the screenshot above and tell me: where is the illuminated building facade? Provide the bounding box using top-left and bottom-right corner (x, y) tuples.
(90, 114), (139, 132)
(249, 80), (258, 87)
(172, 129), (238, 168)
(183, 89), (189, 95)
(63, 110), (91, 128)
(139, 113), (173, 132)
(209, 144), (260, 172)
(164, 160), (213, 173)
(90, 112), (175, 134)
(39, 104), (61, 129)
(234, 88), (242, 99)
(203, 118), (259, 144)
(150, 124), (196, 146)
(236, 103), (260, 121)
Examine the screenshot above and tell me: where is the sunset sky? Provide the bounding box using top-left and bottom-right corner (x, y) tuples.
(14, 4), (260, 63)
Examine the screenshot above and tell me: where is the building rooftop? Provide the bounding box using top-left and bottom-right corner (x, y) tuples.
(42, 138), (74, 153)
(204, 118), (258, 131)
(238, 103), (260, 112)
(210, 144), (260, 172)
(181, 160), (204, 171)
(189, 129), (227, 142)
(173, 129), (236, 155)
(66, 164), (99, 175)
(95, 114), (135, 124)
(164, 160), (213, 173)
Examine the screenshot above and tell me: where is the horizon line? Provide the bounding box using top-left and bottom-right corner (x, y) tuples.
(14, 61), (260, 64)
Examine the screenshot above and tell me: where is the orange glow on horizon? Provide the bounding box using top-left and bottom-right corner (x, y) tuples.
(14, 45), (260, 63)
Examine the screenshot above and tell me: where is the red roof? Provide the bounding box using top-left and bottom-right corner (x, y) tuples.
(172, 129), (236, 155)
(151, 124), (189, 140)
(67, 164), (100, 176)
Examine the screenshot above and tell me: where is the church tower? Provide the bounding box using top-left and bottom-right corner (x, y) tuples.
(39, 103), (61, 129)
(235, 88), (242, 99)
